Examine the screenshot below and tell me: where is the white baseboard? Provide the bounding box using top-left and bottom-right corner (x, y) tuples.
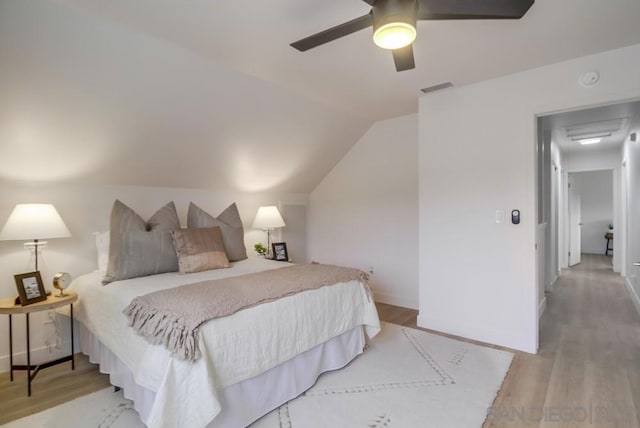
(624, 277), (640, 316)
(373, 290), (418, 310)
(538, 297), (547, 319)
(416, 313), (536, 354)
(0, 340), (74, 373)
(545, 274), (557, 292)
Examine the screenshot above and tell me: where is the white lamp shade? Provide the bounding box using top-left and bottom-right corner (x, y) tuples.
(252, 206), (285, 230)
(0, 204), (71, 241)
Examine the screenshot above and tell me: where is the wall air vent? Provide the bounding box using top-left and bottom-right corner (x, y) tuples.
(420, 82), (453, 94)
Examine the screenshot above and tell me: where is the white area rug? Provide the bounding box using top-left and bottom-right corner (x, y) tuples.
(5, 323), (513, 428)
(4, 387), (142, 428)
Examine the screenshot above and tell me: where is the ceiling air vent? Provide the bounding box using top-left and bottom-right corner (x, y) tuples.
(565, 117), (629, 140)
(420, 82), (453, 94)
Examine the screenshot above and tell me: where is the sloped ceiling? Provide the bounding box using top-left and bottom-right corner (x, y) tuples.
(2, 0), (640, 192)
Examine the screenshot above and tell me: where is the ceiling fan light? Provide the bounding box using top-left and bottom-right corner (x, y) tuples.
(373, 22), (416, 50)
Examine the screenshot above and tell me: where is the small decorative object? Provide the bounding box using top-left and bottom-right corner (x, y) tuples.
(53, 272), (72, 297)
(254, 243), (268, 257)
(14, 271), (47, 306)
(252, 206), (286, 258)
(272, 242), (289, 262)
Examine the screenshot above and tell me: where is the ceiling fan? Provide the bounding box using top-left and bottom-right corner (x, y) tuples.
(291, 0), (535, 72)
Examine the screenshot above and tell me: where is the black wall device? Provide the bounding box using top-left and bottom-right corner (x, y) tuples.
(511, 209), (521, 225)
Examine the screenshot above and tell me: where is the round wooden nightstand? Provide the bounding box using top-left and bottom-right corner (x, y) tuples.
(0, 291), (78, 396)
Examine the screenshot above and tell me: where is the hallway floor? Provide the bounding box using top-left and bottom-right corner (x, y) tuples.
(377, 253), (640, 427)
(487, 253), (640, 427)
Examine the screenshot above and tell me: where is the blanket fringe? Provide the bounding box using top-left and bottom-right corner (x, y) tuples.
(123, 302), (200, 361)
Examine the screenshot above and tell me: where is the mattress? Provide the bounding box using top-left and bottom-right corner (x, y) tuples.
(69, 258), (380, 428)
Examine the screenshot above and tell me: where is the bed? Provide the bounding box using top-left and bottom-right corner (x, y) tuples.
(69, 257), (381, 428)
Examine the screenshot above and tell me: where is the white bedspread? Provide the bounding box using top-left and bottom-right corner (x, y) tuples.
(69, 258), (380, 428)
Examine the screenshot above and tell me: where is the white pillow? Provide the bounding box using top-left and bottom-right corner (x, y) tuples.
(94, 231), (110, 272)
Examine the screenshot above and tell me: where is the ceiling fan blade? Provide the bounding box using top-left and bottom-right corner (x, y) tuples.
(290, 13), (373, 52)
(392, 45), (415, 72)
(418, 0), (534, 20)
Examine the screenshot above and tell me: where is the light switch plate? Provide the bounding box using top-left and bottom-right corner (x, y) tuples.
(495, 210), (505, 224)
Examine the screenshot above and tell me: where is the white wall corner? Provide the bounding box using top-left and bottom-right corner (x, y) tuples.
(373, 290), (418, 310)
(308, 113), (419, 312)
(416, 312), (537, 354)
(625, 277), (640, 317)
(546, 274), (557, 292)
(538, 296), (547, 319)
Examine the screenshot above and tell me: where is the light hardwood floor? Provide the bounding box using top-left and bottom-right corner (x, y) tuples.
(1, 253), (638, 426)
(0, 353), (110, 424)
(377, 254), (640, 427)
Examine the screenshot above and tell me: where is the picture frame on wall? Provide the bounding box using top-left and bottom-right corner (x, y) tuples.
(14, 271), (47, 306)
(272, 242), (289, 262)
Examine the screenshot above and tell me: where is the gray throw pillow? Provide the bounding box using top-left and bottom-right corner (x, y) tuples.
(103, 200), (180, 284)
(187, 202), (248, 262)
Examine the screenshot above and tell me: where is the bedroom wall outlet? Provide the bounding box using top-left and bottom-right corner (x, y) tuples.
(495, 210), (505, 224)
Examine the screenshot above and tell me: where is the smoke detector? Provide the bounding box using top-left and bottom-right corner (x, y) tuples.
(579, 71), (600, 88)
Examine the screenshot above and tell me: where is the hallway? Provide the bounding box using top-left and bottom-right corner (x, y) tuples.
(488, 253), (640, 426)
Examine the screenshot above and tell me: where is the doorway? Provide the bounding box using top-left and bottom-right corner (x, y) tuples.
(536, 99), (640, 320)
(567, 170), (614, 267)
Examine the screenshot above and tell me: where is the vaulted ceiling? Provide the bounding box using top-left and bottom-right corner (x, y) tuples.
(2, 0), (640, 192)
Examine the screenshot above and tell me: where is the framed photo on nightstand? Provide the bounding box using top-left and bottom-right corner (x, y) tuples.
(272, 242), (289, 262)
(14, 271), (47, 306)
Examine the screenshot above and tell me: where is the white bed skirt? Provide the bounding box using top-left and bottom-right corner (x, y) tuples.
(78, 323), (365, 427)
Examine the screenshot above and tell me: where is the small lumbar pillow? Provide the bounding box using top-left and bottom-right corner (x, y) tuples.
(103, 200), (180, 284)
(187, 202), (247, 262)
(171, 227), (231, 274)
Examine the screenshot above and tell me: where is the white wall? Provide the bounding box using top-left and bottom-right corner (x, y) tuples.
(622, 121), (640, 311)
(562, 147), (622, 271)
(0, 181), (306, 371)
(564, 148), (623, 172)
(550, 141), (563, 286)
(419, 43), (640, 354)
(575, 170), (613, 254)
(309, 114), (419, 309)
(537, 223), (547, 317)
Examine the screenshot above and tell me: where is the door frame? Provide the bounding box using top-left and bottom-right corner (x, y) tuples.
(533, 94), (640, 352)
(567, 172), (582, 267)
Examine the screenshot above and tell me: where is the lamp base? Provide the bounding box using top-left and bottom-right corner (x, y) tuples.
(266, 229), (273, 259)
(24, 240), (47, 271)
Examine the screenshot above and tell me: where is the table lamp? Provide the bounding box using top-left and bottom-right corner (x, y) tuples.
(252, 206), (285, 259)
(0, 204), (71, 271)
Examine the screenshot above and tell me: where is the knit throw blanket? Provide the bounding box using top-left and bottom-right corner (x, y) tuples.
(123, 263), (368, 362)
